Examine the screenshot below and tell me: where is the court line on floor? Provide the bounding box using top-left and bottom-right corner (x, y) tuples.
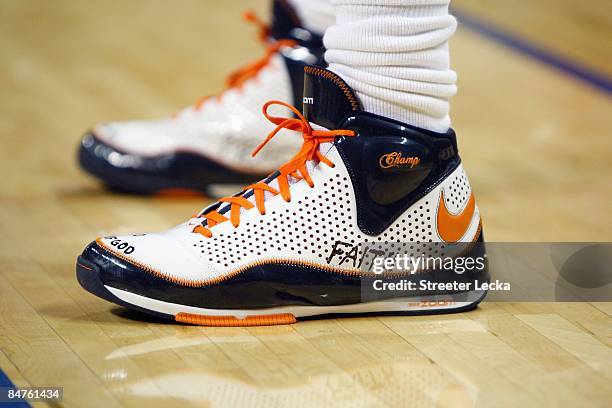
(452, 8), (612, 96)
(0, 369), (30, 408)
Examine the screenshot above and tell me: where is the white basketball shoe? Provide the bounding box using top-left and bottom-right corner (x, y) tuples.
(78, 1), (325, 194)
(77, 66), (488, 326)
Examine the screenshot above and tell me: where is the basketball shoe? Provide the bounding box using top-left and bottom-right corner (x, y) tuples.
(76, 66), (488, 326)
(78, 0), (324, 194)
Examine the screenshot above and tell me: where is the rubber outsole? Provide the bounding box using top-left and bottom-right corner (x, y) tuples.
(76, 257), (485, 327)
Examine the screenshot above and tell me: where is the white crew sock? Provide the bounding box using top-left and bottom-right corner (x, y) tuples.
(288, 0), (336, 36)
(324, 0), (457, 133)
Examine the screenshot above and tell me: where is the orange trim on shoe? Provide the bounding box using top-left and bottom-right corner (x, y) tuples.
(95, 215), (483, 290)
(95, 237), (366, 288)
(304, 66), (360, 111)
(95, 237), (168, 279)
(175, 312), (297, 327)
(437, 191), (477, 243)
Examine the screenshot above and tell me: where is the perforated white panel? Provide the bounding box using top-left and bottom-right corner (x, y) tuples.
(185, 147), (479, 275)
(102, 146), (480, 283)
(443, 166), (471, 213)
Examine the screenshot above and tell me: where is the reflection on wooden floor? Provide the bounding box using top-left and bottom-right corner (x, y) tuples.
(0, 0), (611, 406)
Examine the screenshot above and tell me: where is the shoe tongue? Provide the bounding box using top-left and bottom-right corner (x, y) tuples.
(302, 66), (361, 130)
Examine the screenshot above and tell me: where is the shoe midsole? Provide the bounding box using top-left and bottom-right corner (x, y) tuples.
(106, 286), (485, 319)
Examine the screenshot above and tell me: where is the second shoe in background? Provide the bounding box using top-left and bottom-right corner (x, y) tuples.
(78, 0), (325, 195)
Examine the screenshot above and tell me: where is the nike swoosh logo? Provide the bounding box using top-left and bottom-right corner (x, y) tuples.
(437, 190), (476, 242)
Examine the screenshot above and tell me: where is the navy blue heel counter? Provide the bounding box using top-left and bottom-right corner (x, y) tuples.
(336, 112), (461, 235)
(300, 64), (464, 236)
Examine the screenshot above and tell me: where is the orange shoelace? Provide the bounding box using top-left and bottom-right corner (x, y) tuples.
(192, 11), (297, 111)
(193, 101), (356, 238)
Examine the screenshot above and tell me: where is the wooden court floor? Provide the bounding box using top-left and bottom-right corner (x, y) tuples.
(1, 1), (611, 407)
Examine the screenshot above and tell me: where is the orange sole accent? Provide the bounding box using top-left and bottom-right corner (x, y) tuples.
(154, 188), (206, 198)
(175, 312), (297, 327)
(77, 262), (93, 271)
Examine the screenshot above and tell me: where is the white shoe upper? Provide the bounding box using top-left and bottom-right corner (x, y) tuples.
(96, 142), (481, 285)
(93, 53), (301, 173)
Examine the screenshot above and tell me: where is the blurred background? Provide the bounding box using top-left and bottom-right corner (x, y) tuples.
(1, 0), (610, 242)
(1, 2), (611, 407)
